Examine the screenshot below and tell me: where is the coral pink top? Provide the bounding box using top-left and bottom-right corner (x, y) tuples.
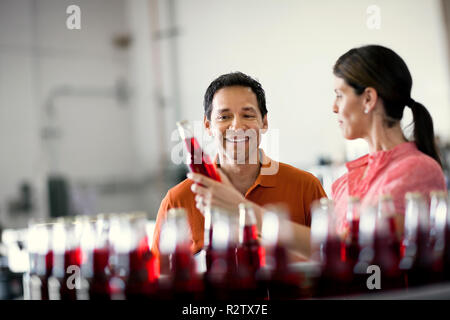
(332, 142), (447, 233)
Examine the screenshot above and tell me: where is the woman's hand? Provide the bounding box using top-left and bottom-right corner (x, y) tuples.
(187, 169), (245, 215)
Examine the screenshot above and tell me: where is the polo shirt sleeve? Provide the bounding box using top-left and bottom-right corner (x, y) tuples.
(303, 175), (328, 226)
(151, 190), (173, 258)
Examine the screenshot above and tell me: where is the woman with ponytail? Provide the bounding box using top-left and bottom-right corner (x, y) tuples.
(331, 45), (446, 233)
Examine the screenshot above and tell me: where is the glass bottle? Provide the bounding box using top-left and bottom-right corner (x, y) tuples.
(344, 197), (360, 269)
(49, 217), (83, 300)
(373, 194), (404, 289)
(261, 205), (304, 299)
(399, 192), (433, 287)
(80, 214), (113, 300)
(311, 198), (352, 297)
(237, 203), (265, 274)
(27, 219), (54, 300)
(116, 212), (158, 300)
(160, 208), (203, 299)
(176, 120), (221, 181)
(203, 206), (238, 300)
(429, 191), (449, 281)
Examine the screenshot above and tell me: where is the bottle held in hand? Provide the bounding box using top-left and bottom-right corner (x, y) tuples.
(177, 120), (221, 182)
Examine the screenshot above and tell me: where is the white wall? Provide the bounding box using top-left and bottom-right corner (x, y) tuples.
(0, 0), (139, 228)
(175, 0), (450, 168)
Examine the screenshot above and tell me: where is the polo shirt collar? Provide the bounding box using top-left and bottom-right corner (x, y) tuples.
(255, 149), (277, 187)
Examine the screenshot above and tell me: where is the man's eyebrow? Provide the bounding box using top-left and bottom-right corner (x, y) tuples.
(216, 108), (230, 113)
(241, 106), (257, 112)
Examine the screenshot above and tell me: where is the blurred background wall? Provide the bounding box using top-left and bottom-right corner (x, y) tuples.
(1, 0), (449, 229)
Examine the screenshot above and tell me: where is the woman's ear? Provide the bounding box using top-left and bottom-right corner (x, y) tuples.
(363, 87), (378, 113)
(204, 116), (212, 136)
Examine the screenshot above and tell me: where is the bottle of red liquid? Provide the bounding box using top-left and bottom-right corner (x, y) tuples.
(343, 197), (360, 268)
(439, 193), (450, 282)
(311, 198), (352, 297)
(203, 206), (214, 272)
(340, 197), (362, 294)
(351, 205), (378, 294)
(235, 203), (266, 299)
(372, 195), (404, 290)
(203, 206), (238, 300)
(237, 203), (265, 272)
(428, 191), (449, 282)
(160, 208), (203, 299)
(49, 218), (83, 300)
(80, 215), (114, 300)
(399, 192), (434, 287)
(27, 220), (54, 300)
(177, 120), (221, 182)
(116, 212), (159, 300)
(260, 206), (304, 300)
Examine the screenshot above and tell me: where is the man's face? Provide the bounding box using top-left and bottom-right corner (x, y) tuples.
(205, 86), (268, 164)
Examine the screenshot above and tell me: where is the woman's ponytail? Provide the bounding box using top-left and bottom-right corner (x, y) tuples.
(408, 98), (442, 167)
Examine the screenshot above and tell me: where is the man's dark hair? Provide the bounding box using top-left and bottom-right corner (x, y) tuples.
(203, 72), (267, 120)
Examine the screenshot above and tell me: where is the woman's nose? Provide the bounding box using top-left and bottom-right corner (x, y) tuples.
(332, 102), (339, 114)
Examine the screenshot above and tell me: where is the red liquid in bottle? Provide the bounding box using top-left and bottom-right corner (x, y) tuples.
(88, 248), (111, 300)
(443, 226), (450, 281)
(344, 219), (360, 266)
(184, 137), (221, 182)
(34, 250), (54, 300)
(42, 250), (53, 300)
(317, 237), (353, 297)
(373, 228), (404, 290)
(125, 236), (159, 299)
(235, 225), (267, 300)
(265, 245), (304, 300)
(204, 224), (214, 272)
(59, 248), (83, 300)
(406, 229), (434, 287)
(204, 253), (229, 300)
(204, 244), (241, 300)
(170, 246), (203, 299)
(237, 225), (265, 272)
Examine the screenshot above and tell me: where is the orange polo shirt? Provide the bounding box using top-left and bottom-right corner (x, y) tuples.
(151, 150), (327, 257)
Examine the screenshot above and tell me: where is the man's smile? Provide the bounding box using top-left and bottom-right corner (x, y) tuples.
(225, 136), (250, 143)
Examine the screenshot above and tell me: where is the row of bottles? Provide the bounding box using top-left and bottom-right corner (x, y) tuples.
(26, 192), (449, 300)
(25, 201), (310, 300)
(160, 203), (305, 300)
(25, 212), (159, 300)
(311, 191), (450, 297)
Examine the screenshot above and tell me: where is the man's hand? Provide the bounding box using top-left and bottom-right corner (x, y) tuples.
(187, 169), (245, 215)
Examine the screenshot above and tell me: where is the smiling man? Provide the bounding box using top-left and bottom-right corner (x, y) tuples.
(151, 72), (327, 262)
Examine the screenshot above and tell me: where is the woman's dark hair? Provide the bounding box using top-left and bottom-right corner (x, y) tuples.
(203, 72), (267, 120)
(333, 45), (442, 167)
